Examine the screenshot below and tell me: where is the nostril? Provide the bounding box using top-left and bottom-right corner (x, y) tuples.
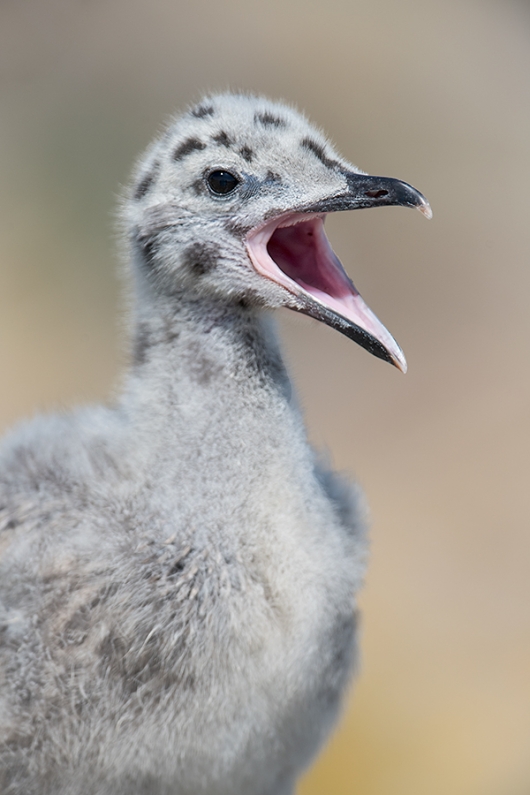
(365, 189), (388, 198)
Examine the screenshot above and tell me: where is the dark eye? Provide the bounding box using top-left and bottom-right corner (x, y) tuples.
(207, 170), (240, 195)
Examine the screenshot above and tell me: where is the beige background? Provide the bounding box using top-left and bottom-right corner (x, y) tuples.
(1, 1), (529, 793)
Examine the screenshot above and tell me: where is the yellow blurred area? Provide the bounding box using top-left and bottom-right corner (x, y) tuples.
(1, 1), (529, 792)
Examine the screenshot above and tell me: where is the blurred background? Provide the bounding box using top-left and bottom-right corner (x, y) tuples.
(1, 1), (529, 792)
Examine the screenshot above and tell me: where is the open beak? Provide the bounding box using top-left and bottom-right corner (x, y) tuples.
(245, 173), (431, 373)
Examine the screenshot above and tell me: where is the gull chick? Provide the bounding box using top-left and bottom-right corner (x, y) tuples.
(0, 93), (430, 795)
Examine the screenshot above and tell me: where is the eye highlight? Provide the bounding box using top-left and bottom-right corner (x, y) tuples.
(207, 170), (240, 195)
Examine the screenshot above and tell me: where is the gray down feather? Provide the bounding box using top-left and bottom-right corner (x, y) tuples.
(0, 92), (429, 795)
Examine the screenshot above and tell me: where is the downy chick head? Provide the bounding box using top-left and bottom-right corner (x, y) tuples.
(124, 93), (431, 371)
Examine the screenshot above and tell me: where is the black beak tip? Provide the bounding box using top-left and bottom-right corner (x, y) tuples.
(401, 182), (432, 219)
(349, 173), (432, 218)
(299, 173), (432, 219)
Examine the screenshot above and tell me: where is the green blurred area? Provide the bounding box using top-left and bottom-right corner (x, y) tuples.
(1, 1), (530, 793)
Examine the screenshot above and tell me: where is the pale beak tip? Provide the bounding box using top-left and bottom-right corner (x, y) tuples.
(418, 200), (433, 220)
(393, 351), (408, 374)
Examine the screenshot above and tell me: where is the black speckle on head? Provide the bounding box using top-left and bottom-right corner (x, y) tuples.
(182, 241), (219, 276)
(173, 137), (206, 161)
(212, 130), (233, 148)
(255, 112), (286, 128)
(133, 225), (159, 271)
(134, 160), (160, 200)
(265, 170), (282, 184)
(138, 237), (158, 270)
(189, 177), (205, 196)
(239, 145), (254, 163)
(134, 172), (154, 201)
(191, 104), (214, 118)
(301, 137), (340, 170)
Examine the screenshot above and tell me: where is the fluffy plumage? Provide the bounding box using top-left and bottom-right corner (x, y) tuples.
(0, 93), (429, 795)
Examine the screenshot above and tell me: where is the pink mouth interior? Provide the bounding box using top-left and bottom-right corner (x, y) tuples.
(245, 213), (406, 371)
(267, 217), (352, 301)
